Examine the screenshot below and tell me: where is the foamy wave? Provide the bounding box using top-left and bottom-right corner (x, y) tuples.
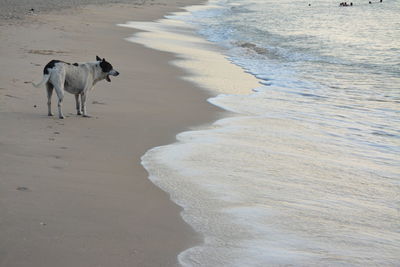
(126, 0), (400, 266)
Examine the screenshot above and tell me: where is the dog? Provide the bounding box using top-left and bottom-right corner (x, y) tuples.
(31, 56), (119, 118)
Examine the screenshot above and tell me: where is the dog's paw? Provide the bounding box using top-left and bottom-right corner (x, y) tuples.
(48, 113), (54, 116)
(59, 115), (65, 119)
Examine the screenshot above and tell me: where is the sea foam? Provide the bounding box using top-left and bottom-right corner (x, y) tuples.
(120, 1), (400, 266)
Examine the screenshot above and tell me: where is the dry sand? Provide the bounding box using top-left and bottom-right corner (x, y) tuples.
(0, 0), (154, 20)
(0, 1), (222, 266)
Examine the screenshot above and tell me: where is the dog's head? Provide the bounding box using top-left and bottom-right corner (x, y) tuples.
(96, 56), (119, 82)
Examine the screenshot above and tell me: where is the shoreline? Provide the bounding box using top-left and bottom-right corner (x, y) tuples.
(122, 5), (262, 266)
(0, 1), (223, 266)
(130, 1), (400, 266)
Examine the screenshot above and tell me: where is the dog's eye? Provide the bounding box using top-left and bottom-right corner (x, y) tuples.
(100, 61), (113, 73)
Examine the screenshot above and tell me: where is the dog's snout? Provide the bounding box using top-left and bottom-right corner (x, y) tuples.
(110, 70), (119, 76)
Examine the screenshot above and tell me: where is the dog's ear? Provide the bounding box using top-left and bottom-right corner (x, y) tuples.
(96, 55), (101, 61)
(102, 58), (106, 62)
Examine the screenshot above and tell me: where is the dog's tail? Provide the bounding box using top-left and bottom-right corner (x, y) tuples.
(31, 74), (50, 88)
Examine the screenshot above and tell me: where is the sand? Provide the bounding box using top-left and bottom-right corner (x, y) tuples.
(0, 1), (222, 266)
(0, 0), (157, 21)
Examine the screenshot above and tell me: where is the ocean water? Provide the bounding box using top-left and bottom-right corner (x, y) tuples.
(122, 0), (400, 266)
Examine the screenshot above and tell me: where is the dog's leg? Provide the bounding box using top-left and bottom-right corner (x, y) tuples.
(50, 73), (65, 119)
(51, 71), (66, 119)
(52, 81), (65, 119)
(75, 94), (82, 115)
(46, 83), (54, 116)
(55, 89), (65, 119)
(80, 92), (90, 117)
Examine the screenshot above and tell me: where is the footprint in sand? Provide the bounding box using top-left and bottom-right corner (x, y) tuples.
(27, 49), (67, 55)
(5, 94), (22, 99)
(52, 166), (63, 170)
(16, 186), (30, 192)
(92, 100), (106, 105)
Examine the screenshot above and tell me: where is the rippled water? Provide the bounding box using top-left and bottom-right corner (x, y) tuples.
(137, 0), (400, 266)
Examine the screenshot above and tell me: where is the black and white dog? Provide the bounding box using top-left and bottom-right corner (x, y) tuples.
(32, 56), (119, 118)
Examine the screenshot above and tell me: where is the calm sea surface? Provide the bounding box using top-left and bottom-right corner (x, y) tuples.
(141, 0), (400, 266)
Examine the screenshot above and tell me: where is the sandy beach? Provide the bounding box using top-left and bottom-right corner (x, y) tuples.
(0, 1), (222, 266)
